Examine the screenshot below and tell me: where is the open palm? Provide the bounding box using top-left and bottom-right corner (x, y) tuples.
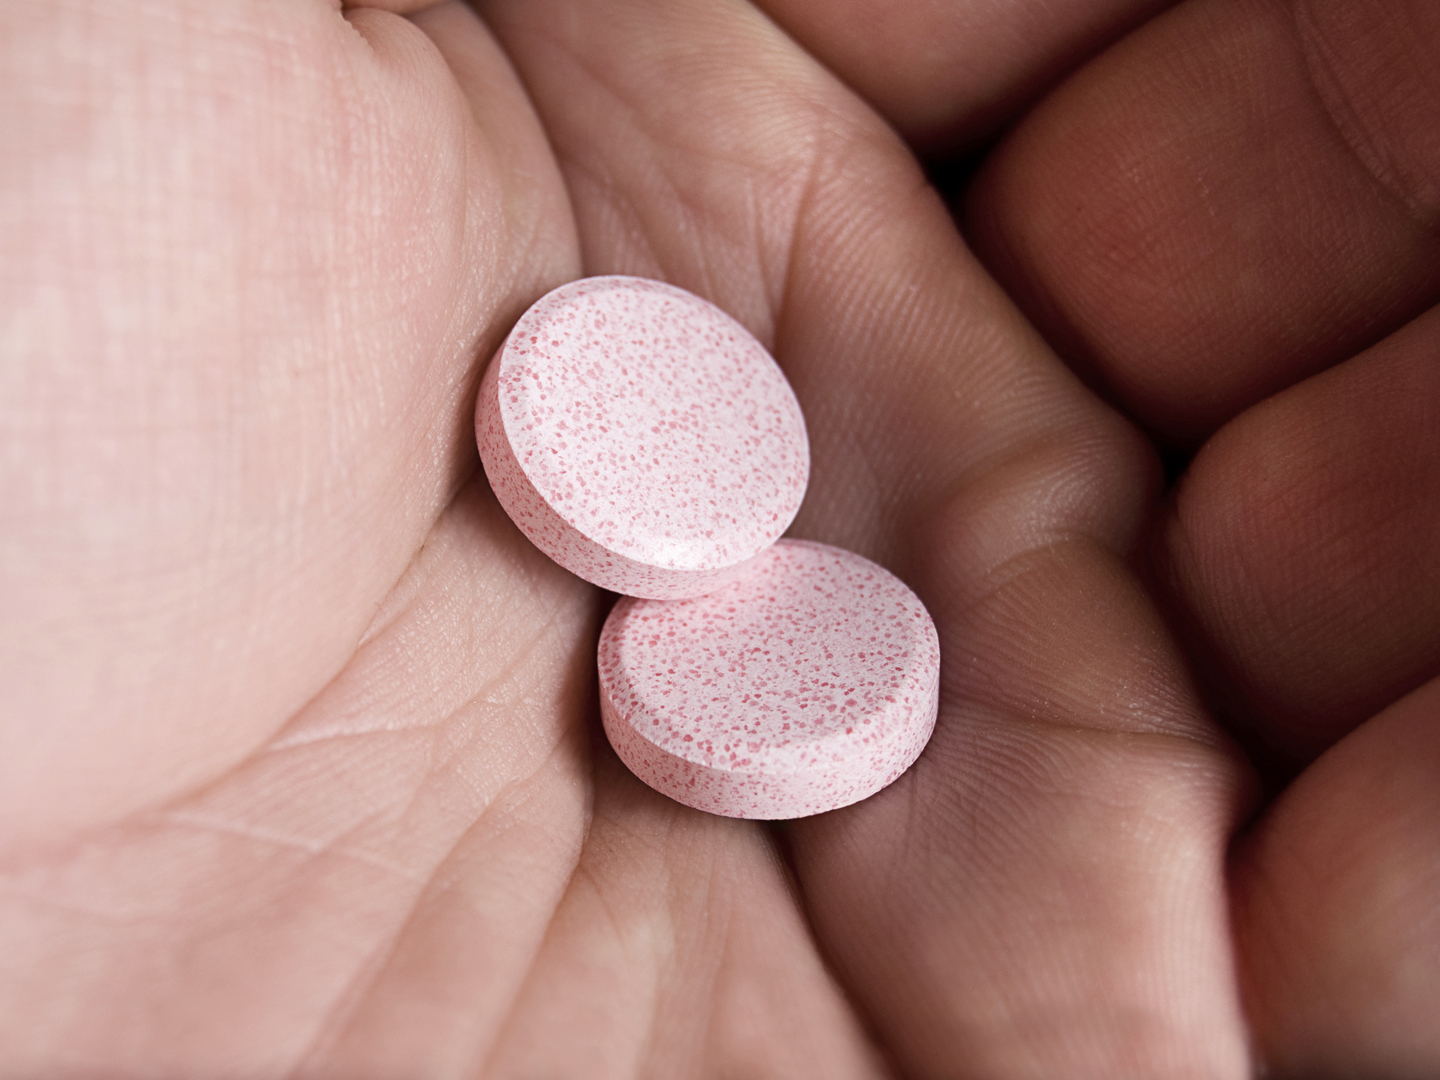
(4, 0), (1437, 1076)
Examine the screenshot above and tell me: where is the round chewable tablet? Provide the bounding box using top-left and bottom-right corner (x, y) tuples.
(598, 539), (941, 819)
(476, 276), (809, 599)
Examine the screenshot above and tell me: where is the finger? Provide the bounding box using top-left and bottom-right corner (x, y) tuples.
(1154, 304), (1440, 762)
(753, 0), (1174, 147)
(0, 0), (575, 854)
(1231, 674), (1440, 1075)
(481, 0), (1254, 1071)
(966, 0), (1440, 443)
(478, 0), (1150, 563)
(789, 549), (1255, 1077)
(477, 751), (887, 1078)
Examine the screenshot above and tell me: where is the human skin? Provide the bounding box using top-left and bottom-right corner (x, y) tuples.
(1, 0), (1436, 1076)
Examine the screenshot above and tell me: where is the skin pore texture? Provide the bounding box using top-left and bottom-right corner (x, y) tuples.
(2, 0), (1436, 1076)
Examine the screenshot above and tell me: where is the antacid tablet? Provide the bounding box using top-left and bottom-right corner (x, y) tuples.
(476, 276), (809, 599)
(598, 540), (941, 819)
(478, 277), (938, 816)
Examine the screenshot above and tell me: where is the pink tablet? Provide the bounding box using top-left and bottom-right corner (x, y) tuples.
(598, 540), (941, 819)
(477, 277), (809, 599)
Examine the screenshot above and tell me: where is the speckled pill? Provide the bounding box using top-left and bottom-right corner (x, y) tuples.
(598, 539), (941, 819)
(476, 276), (809, 599)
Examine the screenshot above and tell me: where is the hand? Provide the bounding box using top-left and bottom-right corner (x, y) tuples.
(2, 0), (1435, 1076)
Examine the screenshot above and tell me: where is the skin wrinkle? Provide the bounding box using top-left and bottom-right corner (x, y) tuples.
(769, 809), (901, 1067)
(1293, 0), (1440, 228)
(163, 673), (582, 902)
(477, 847), (659, 1076)
(654, 851), (728, 1074)
(155, 807), (421, 881)
(294, 732), (593, 1077)
(271, 576), (585, 750)
(927, 474), (1123, 612)
(788, 294), (1078, 580)
(742, 165), (793, 331)
(493, 15), (679, 280)
(665, 836), (856, 1078)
